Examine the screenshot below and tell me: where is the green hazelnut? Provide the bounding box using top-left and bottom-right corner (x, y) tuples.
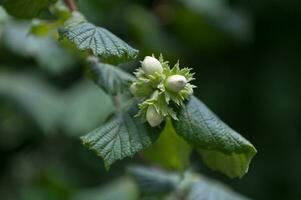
(141, 56), (163, 75)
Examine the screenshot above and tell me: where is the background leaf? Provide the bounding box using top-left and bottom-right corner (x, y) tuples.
(59, 22), (139, 62)
(187, 176), (249, 200)
(62, 81), (114, 137)
(173, 96), (257, 178)
(178, 0), (252, 42)
(0, 72), (62, 132)
(2, 19), (76, 75)
(81, 103), (161, 169)
(1, 0), (57, 19)
(143, 119), (192, 171)
(0, 72), (114, 136)
(86, 58), (135, 95)
(128, 166), (180, 196)
(129, 166), (248, 199)
(72, 178), (139, 200)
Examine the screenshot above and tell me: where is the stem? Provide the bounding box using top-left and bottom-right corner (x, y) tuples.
(113, 96), (121, 111)
(64, 0), (77, 12)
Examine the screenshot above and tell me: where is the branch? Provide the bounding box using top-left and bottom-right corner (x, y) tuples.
(64, 0), (77, 12)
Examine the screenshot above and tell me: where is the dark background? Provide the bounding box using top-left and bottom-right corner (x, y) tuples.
(1, 0), (301, 199)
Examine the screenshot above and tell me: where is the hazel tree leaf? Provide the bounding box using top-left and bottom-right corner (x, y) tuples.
(128, 166), (248, 199)
(59, 20), (139, 62)
(86, 57), (135, 95)
(128, 166), (181, 195)
(81, 103), (161, 169)
(1, 0), (57, 19)
(187, 176), (249, 200)
(143, 119), (192, 172)
(72, 178), (139, 200)
(62, 81), (114, 137)
(172, 96), (257, 178)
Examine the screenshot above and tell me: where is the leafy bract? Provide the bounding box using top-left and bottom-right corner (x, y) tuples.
(143, 119), (192, 171)
(1, 0), (57, 19)
(59, 17), (139, 62)
(81, 102), (161, 169)
(86, 57), (135, 95)
(173, 96), (257, 178)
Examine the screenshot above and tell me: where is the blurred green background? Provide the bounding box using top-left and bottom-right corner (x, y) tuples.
(1, 0), (301, 199)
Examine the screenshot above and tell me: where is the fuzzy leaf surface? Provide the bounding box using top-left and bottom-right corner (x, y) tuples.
(59, 22), (139, 62)
(87, 60), (135, 95)
(81, 103), (161, 169)
(173, 96), (257, 178)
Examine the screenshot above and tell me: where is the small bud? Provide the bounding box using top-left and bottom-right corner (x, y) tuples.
(166, 75), (187, 92)
(130, 83), (138, 96)
(141, 56), (163, 75)
(146, 106), (164, 127)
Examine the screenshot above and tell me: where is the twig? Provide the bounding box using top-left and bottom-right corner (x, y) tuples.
(113, 96), (121, 111)
(64, 0), (77, 12)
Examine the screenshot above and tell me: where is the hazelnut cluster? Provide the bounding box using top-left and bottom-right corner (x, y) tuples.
(130, 55), (195, 127)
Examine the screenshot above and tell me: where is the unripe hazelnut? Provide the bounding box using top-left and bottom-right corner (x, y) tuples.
(166, 75), (187, 92)
(141, 56), (163, 75)
(129, 83), (138, 96)
(146, 106), (164, 127)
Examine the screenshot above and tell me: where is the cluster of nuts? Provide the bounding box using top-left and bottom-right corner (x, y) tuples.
(130, 55), (195, 127)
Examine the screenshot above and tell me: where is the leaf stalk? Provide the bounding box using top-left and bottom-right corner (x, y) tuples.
(64, 0), (77, 12)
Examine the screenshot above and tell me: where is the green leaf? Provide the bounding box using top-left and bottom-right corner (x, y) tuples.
(2, 0), (57, 19)
(86, 57), (135, 95)
(0, 6), (7, 37)
(62, 81), (114, 137)
(0, 72), (115, 136)
(0, 6), (7, 21)
(2, 20), (76, 75)
(172, 96), (257, 178)
(187, 176), (249, 200)
(72, 178), (139, 200)
(143, 119), (192, 171)
(128, 166), (180, 195)
(0, 72), (62, 132)
(129, 166), (248, 199)
(29, 20), (55, 37)
(178, 0), (252, 41)
(81, 102), (161, 169)
(59, 21), (139, 62)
